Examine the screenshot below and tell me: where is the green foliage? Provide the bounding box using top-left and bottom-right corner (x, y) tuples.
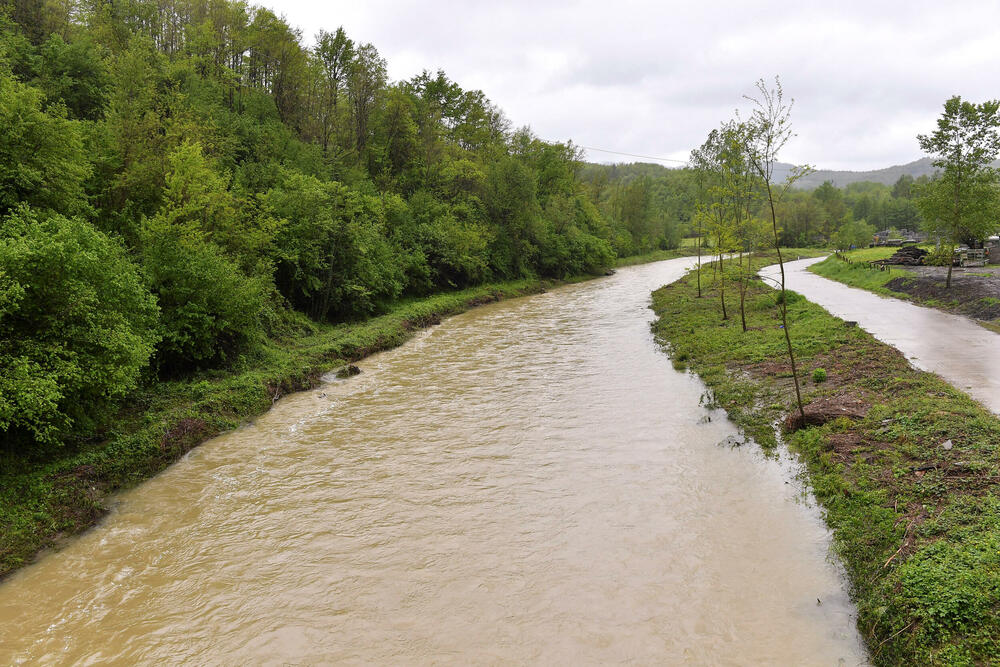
(916, 96), (1000, 287)
(0, 210), (159, 446)
(924, 244), (954, 266)
(140, 219), (265, 375)
(0, 72), (90, 216)
(399, 189), (491, 290)
(266, 171), (404, 319)
(578, 162), (693, 254)
(485, 155), (541, 277)
(34, 34), (110, 120)
(833, 217), (875, 251)
(811, 367), (827, 382)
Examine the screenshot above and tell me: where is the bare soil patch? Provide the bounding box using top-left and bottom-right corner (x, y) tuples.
(784, 395), (870, 430)
(886, 266), (1000, 320)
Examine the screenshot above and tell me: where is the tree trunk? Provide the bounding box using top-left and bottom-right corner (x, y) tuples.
(696, 234), (702, 298)
(719, 252), (727, 320)
(767, 183), (805, 423)
(739, 250), (750, 333)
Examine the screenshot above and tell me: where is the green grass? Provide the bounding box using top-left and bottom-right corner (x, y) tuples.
(836, 243), (936, 263)
(839, 245), (901, 262)
(652, 254), (1000, 665)
(809, 254), (908, 296)
(614, 245), (699, 267)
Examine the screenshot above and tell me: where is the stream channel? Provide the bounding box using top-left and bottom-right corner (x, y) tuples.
(764, 257), (1000, 415)
(0, 258), (867, 665)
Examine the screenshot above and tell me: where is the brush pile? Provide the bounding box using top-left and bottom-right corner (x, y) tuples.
(874, 246), (928, 266)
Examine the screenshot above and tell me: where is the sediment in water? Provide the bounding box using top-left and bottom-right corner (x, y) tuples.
(652, 254), (1000, 664)
(0, 280), (548, 579)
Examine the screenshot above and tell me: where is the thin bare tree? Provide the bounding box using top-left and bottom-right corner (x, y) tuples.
(740, 77), (811, 423)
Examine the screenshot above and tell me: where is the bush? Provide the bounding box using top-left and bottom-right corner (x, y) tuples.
(401, 191), (491, 290)
(141, 220), (265, 375)
(0, 73), (90, 216)
(0, 210), (159, 446)
(812, 368), (827, 383)
(924, 245), (954, 267)
(267, 171), (405, 320)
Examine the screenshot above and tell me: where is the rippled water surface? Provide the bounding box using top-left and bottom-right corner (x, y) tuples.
(0, 259), (867, 665)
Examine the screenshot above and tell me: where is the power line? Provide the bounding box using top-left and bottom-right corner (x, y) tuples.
(577, 145), (689, 165)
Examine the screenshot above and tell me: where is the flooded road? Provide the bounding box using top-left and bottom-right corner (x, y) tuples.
(765, 257), (1000, 414)
(0, 258), (866, 665)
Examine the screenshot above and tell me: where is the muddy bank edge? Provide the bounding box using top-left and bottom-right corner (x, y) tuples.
(0, 278), (563, 580)
(652, 256), (1000, 665)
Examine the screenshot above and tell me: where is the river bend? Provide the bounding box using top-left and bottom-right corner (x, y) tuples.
(0, 258), (866, 665)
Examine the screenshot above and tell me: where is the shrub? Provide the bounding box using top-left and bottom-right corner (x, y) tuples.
(267, 171), (405, 320)
(0, 210), (159, 446)
(812, 368), (828, 383)
(0, 73), (90, 216)
(924, 245), (954, 267)
(141, 220), (265, 375)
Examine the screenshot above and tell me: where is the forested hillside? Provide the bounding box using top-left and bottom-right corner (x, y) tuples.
(774, 157), (939, 189)
(0, 0), (689, 450)
(580, 160), (925, 249)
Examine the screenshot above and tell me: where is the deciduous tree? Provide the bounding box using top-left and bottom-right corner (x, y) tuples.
(916, 95), (1000, 287)
(741, 76), (810, 422)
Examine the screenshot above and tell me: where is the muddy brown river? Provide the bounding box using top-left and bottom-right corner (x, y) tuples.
(0, 258), (867, 665)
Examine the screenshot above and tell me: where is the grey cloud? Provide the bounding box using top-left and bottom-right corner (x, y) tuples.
(278, 0), (1000, 171)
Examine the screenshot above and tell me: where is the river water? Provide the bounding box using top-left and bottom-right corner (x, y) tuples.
(0, 258), (866, 665)
(765, 257), (1000, 415)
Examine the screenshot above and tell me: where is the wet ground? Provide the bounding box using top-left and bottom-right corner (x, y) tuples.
(884, 265), (1000, 320)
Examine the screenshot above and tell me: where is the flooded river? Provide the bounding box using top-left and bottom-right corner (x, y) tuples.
(0, 258), (866, 665)
(766, 257), (1000, 415)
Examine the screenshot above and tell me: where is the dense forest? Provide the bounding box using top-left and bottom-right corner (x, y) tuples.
(777, 175), (925, 248)
(0, 0), (695, 450)
(581, 160), (928, 252)
(0, 0), (931, 452)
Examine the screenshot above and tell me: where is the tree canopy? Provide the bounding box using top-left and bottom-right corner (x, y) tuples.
(916, 95), (1000, 286)
(0, 0), (665, 449)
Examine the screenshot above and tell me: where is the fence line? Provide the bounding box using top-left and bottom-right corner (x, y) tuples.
(834, 251), (892, 273)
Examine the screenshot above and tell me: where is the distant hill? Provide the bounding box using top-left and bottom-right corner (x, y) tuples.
(775, 158), (939, 189)
(580, 155), (1000, 191)
(581, 157), (945, 190)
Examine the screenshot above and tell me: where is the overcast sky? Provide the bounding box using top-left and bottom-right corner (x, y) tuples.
(277, 0), (1000, 171)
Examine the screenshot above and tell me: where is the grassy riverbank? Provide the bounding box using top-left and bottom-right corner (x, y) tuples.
(809, 250), (1000, 326)
(613, 243), (699, 267)
(652, 254), (1000, 664)
(809, 252), (922, 301)
(0, 247), (702, 581)
(0, 278), (557, 579)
